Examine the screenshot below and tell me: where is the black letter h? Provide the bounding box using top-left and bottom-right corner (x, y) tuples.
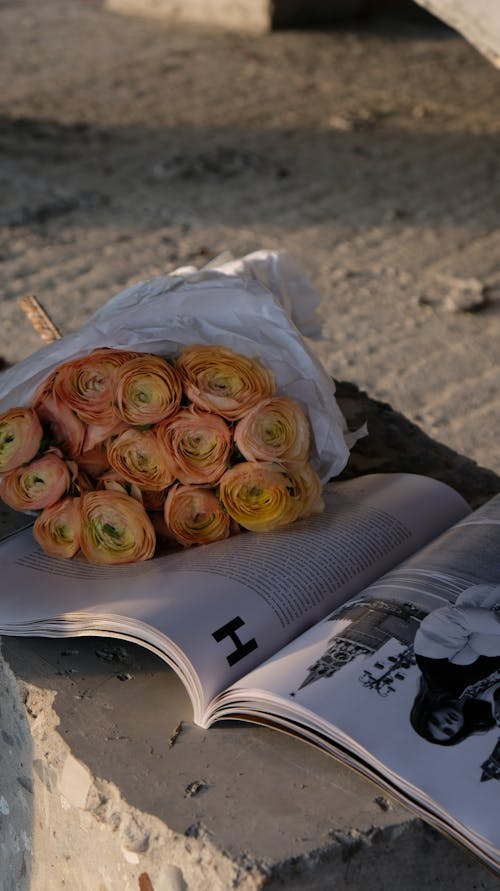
(212, 616), (258, 667)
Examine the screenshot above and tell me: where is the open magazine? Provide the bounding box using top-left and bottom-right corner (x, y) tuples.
(0, 471), (499, 873)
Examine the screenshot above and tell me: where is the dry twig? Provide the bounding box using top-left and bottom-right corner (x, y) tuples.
(18, 295), (61, 344)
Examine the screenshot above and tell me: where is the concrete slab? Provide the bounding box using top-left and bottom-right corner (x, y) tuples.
(105, 0), (272, 32)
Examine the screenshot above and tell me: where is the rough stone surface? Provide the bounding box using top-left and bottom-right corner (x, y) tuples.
(1, 2), (500, 887)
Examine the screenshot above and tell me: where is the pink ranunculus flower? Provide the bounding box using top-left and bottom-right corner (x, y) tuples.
(31, 371), (86, 459)
(164, 484), (231, 547)
(0, 452), (73, 511)
(107, 427), (176, 491)
(156, 405), (232, 485)
(218, 461), (302, 533)
(234, 396), (310, 468)
(0, 406), (43, 475)
(33, 497), (82, 559)
(176, 344), (275, 421)
(53, 348), (138, 426)
(114, 354), (182, 426)
(80, 490), (156, 564)
(287, 463), (325, 519)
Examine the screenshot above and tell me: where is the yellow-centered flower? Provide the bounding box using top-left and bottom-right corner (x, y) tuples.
(33, 497), (82, 559)
(107, 428), (176, 491)
(0, 406), (43, 474)
(0, 452), (73, 511)
(176, 344), (275, 421)
(80, 490), (156, 564)
(218, 461), (301, 533)
(156, 406), (232, 485)
(234, 396), (310, 467)
(114, 354), (182, 425)
(164, 484), (231, 547)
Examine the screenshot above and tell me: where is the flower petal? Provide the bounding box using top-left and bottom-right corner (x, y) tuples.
(31, 373), (86, 458)
(287, 463), (325, 518)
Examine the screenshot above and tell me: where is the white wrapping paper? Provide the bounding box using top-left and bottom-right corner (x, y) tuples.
(0, 250), (352, 482)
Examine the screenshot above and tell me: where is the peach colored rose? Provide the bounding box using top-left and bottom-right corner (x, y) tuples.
(31, 372), (86, 458)
(156, 406), (231, 485)
(218, 461), (301, 533)
(114, 354), (182, 425)
(0, 406), (43, 474)
(80, 490), (156, 564)
(0, 452), (73, 511)
(287, 463), (324, 519)
(53, 348), (138, 427)
(107, 428), (176, 491)
(234, 396), (310, 468)
(164, 484), (231, 547)
(176, 345), (275, 421)
(33, 497), (82, 559)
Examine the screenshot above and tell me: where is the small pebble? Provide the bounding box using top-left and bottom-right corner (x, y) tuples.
(184, 780), (207, 798)
(443, 277), (486, 313)
(375, 795), (392, 812)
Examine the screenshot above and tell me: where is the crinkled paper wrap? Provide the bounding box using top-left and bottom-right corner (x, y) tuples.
(0, 250), (354, 483)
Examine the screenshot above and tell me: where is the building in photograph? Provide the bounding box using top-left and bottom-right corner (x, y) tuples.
(296, 599), (427, 693)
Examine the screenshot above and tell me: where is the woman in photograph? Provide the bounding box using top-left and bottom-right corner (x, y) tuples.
(410, 584), (500, 745)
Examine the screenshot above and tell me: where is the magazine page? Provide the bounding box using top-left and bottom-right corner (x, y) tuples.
(210, 495), (500, 871)
(0, 473), (468, 722)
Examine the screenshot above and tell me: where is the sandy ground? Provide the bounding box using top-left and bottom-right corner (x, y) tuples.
(1, 0), (499, 472)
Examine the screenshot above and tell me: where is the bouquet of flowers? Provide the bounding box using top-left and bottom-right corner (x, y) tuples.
(0, 344), (325, 564)
(0, 251), (356, 565)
